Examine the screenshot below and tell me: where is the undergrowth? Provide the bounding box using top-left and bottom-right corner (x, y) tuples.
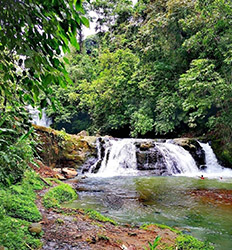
(0, 170), (45, 249)
(43, 183), (78, 208)
(175, 235), (214, 250)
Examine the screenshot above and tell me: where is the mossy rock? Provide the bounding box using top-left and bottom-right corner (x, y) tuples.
(211, 139), (232, 168)
(33, 125), (97, 169)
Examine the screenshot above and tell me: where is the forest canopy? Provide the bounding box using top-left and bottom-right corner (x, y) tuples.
(48, 0), (232, 142)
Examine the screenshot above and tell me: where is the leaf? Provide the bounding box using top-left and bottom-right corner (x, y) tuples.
(70, 34), (80, 50)
(81, 16), (89, 28)
(63, 57), (70, 65)
(17, 128), (34, 143)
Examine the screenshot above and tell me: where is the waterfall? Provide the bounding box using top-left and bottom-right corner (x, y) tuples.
(156, 142), (199, 174)
(91, 139), (139, 177)
(27, 105), (52, 127)
(198, 142), (232, 178)
(88, 138), (200, 177)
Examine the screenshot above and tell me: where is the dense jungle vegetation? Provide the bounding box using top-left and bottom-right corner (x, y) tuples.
(1, 0), (232, 184)
(0, 0), (231, 249)
(47, 0), (232, 165)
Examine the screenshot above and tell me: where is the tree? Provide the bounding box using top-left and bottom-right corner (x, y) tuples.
(0, 0), (89, 185)
(0, 0), (89, 110)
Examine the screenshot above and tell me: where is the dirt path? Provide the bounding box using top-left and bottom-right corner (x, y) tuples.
(36, 185), (178, 250)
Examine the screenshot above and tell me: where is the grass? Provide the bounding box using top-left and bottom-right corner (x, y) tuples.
(84, 209), (117, 225)
(140, 223), (181, 234)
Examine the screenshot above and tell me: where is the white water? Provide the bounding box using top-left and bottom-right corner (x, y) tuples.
(88, 139), (232, 178)
(198, 142), (232, 178)
(93, 139), (139, 177)
(27, 105), (52, 127)
(157, 142), (199, 174)
(89, 139), (201, 177)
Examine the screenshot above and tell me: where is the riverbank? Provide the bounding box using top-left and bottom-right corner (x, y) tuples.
(0, 167), (215, 250)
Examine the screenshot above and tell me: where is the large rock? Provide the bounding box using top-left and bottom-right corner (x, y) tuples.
(33, 125), (97, 169)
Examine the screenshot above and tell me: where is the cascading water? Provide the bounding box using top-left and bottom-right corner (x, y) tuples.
(88, 138), (202, 177)
(86, 138), (232, 178)
(198, 142), (232, 178)
(27, 105), (52, 127)
(91, 139), (139, 177)
(156, 142), (199, 174)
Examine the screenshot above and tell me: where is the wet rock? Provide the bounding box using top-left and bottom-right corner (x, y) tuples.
(28, 223), (42, 234)
(139, 142), (154, 150)
(173, 138), (205, 167)
(61, 168), (78, 179)
(33, 125), (97, 170)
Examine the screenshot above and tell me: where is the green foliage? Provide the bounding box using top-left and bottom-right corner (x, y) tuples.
(0, 0), (89, 109)
(43, 184), (78, 209)
(0, 110), (35, 186)
(85, 209), (117, 225)
(0, 170), (44, 249)
(179, 59), (226, 128)
(0, 216), (42, 250)
(144, 236), (161, 250)
(175, 235), (214, 250)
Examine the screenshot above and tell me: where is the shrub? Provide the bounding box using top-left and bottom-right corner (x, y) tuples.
(175, 235), (214, 250)
(43, 183), (78, 208)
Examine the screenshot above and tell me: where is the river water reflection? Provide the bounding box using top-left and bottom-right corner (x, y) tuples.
(65, 176), (232, 250)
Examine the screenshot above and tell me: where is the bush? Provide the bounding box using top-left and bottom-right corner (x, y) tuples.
(43, 183), (78, 208)
(175, 235), (214, 250)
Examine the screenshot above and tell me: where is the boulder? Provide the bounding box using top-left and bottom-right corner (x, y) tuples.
(61, 168), (78, 179)
(33, 125), (97, 169)
(28, 223), (42, 234)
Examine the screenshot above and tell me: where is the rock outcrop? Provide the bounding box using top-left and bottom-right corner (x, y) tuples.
(33, 125), (97, 170)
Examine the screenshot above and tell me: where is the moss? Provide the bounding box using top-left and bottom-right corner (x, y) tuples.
(175, 235), (214, 250)
(211, 139), (232, 167)
(43, 183), (78, 209)
(140, 223), (181, 234)
(85, 209), (117, 225)
(0, 170), (45, 249)
(0, 216), (42, 250)
(0, 171), (44, 222)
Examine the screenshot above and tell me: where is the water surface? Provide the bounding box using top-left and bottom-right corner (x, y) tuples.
(65, 176), (232, 250)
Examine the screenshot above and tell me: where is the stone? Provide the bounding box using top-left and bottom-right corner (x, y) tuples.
(173, 138), (205, 167)
(28, 223), (42, 234)
(139, 142), (154, 150)
(61, 168), (77, 179)
(77, 130), (89, 136)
